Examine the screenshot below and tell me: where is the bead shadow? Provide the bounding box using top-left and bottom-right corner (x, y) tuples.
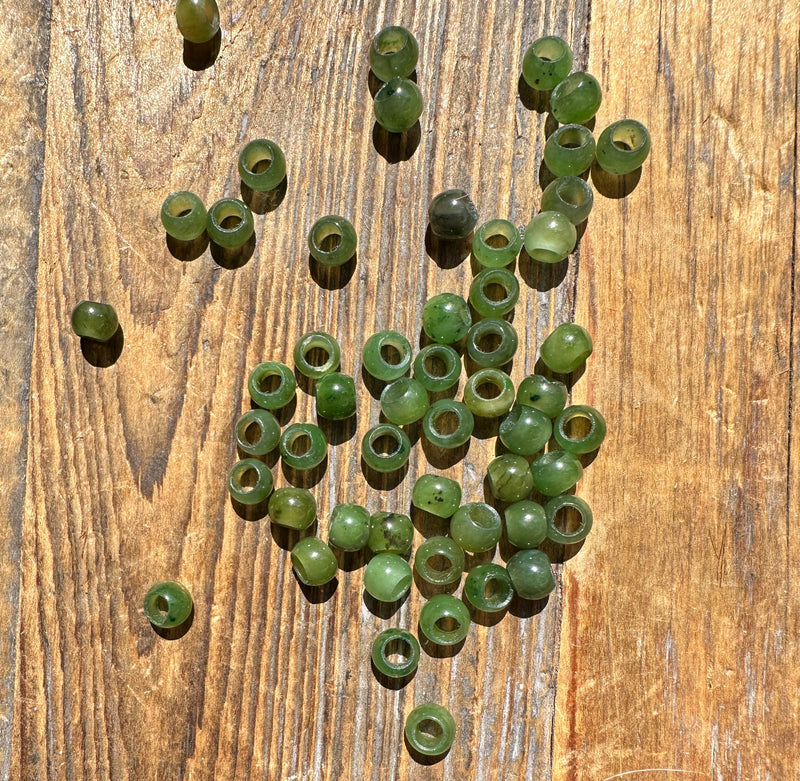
(151, 605), (194, 641)
(424, 225), (472, 270)
(282, 455), (328, 488)
(80, 325), (124, 368)
(508, 592), (550, 619)
(590, 160), (643, 198)
(250, 394), (297, 426)
(296, 576), (338, 604)
(183, 29), (221, 71)
(241, 176), (288, 214)
(166, 232), (209, 261)
(309, 253), (357, 290)
(517, 75), (550, 113)
(462, 593), (507, 628)
(230, 495), (269, 522)
(334, 546), (370, 573)
(363, 589), (409, 619)
(236, 446), (279, 469)
(418, 628), (465, 659)
(269, 519), (318, 552)
(317, 413), (358, 446)
(410, 504), (451, 539)
(360, 458), (408, 490)
(463, 549), (494, 570)
(538, 536), (585, 564)
(518, 249), (569, 292)
(538, 158), (557, 191)
(372, 121), (422, 164)
(210, 232), (256, 269)
(532, 356), (585, 391)
(472, 415), (501, 440)
(361, 365), (391, 400)
(404, 734), (451, 766)
(412, 568), (460, 599)
(371, 659), (416, 690)
(420, 437), (470, 470)
(577, 446), (601, 469)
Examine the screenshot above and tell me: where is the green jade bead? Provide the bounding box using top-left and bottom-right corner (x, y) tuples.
(291, 537), (337, 586)
(238, 139), (286, 192)
(160, 191), (207, 241)
(507, 549), (556, 599)
(428, 189), (479, 239)
(228, 458), (274, 505)
(596, 119), (651, 175)
(499, 404), (552, 455)
(422, 293), (472, 345)
(516, 374), (568, 418)
(463, 563), (514, 612)
(268, 487), (317, 530)
(554, 404), (607, 454)
(308, 215), (357, 267)
(422, 399), (474, 449)
(544, 124), (597, 177)
(463, 369), (515, 418)
(294, 331), (341, 379)
(143, 581), (193, 629)
(469, 267), (520, 319)
(540, 176), (594, 225)
(413, 536), (465, 586)
(372, 628), (420, 679)
(362, 330), (413, 382)
(412, 344), (462, 393)
(71, 301), (119, 342)
(550, 71), (602, 125)
(373, 77), (423, 133)
(522, 35), (573, 91)
(175, 0), (219, 43)
(361, 424), (411, 472)
(370, 26), (419, 82)
(248, 362), (296, 410)
(235, 409), (281, 456)
(472, 219), (523, 268)
(540, 323), (593, 374)
(466, 318), (518, 369)
(315, 372), (356, 420)
(546, 494), (593, 544)
(530, 450), (583, 496)
(524, 211), (577, 264)
(279, 423), (327, 470)
(419, 594), (471, 645)
(504, 500), (548, 548)
(380, 377), (429, 425)
(328, 503), (371, 551)
(206, 198), (254, 249)
(450, 502), (502, 553)
(411, 474), (462, 518)
(368, 511), (414, 555)
(487, 454), (535, 503)
(364, 553), (413, 602)
(405, 703), (456, 757)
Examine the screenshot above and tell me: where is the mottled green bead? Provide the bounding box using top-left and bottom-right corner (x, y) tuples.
(370, 26), (419, 82)
(175, 0), (219, 43)
(468, 267), (520, 319)
(381, 378), (430, 425)
(307, 215), (357, 267)
(422, 400), (474, 449)
(499, 405), (552, 455)
(516, 374), (568, 418)
(248, 361), (296, 410)
(362, 330), (412, 382)
(428, 189), (479, 239)
(368, 511), (414, 555)
(554, 404), (606, 454)
(487, 454), (535, 503)
(160, 191), (207, 241)
(279, 423), (327, 470)
(522, 35), (573, 91)
(228, 458), (274, 505)
(550, 71), (602, 125)
(463, 369), (515, 418)
(315, 372), (356, 420)
(412, 344), (462, 393)
(465, 318), (518, 369)
(206, 198), (255, 248)
(413, 536), (465, 586)
(545, 494), (593, 544)
(540, 323), (593, 374)
(144, 581), (193, 629)
(235, 409), (281, 456)
(422, 293), (472, 345)
(544, 124), (597, 177)
(405, 703), (456, 757)
(364, 553), (413, 602)
(524, 211), (577, 264)
(411, 475), (462, 518)
(595, 119), (651, 175)
(373, 77), (424, 133)
(450, 502), (502, 553)
(530, 450), (583, 496)
(506, 549), (555, 599)
(419, 594), (470, 645)
(328, 503), (371, 551)
(372, 628), (420, 679)
(71, 301), (119, 342)
(361, 424), (411, 472)
(463, 563), (514, 612)
(293, 331), (341, 379)
(472, 219), (523, 268)
(540, 176), (594, 225)
(238, 139), (286, 192)
(268, 487), (317, 530)
(504, 500), (547, 549)
(290, 537), (337, 586)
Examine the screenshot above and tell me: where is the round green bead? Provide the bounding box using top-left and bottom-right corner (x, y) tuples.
(499, 404), (552, 455)
(175, 0), (219, 43)
(472, 219), (523, 268)
(504, 500), (547, 548)
(550, 71), (602, 124)
(268, 487), (317, 530)
(463, 563), (514, 612)
(554, 404), (606, 454)
(160, 191), (207, 241)
(411, 475), (462, 518)
(362, 330), (413, 382)
(373, 77), (424, 133)
(293, 331), (341, 379)
(361, 424), (411, 472)
(315, 372), (356, 420)
(422, 293), (472, 345)
(463, 368), (515, 418)
(540, 176), (594, 225)
(422, 399), (474, 449)
(468, 267), (520, 319)
(450, 502), (502, 553)
(546, 494), (593, 544)
(530, 450), (583, 496)
(487, 454), (535, 502)
(540, 323), (593, 374)
(279, 423), (327, 470)
(206, 198), (255, 248)
(143, 581), (193, 629)
(524, 211), (577, 264)
(412, 344), (462, 393)
(419, 594), (470, 645)
(290, 537), (337, 586)
(371, 628), (420, 679)
(368, 511), (414, 555)
(522, 35), (573, 91)
(595, 119), (651, 175)
(516, 374), (568, 418)
(380, 378), (429, 425)
(428, 189), (479, 239)
(71, 301), (119, 342)
(413, 536), (465, 586)
(307, 215), (357, 267)
(248, 361), (296, 410)
(228, 458), (274, 505)
(465, 318), (518, 369)
(328, 503), (371, 551)
(506, 549), (555, 599)
(364, 553), (413, 602)
(405, 703), (456, 757)
(544, 124), (597, 177)
(370, 26), (419, 82)
(238, 139), (286, 192)
(234, 409), (281, 456)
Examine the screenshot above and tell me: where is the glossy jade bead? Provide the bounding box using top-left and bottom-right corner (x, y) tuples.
(504, 500), (547, 548)
(422, 399), (474, 449)
(554, 404), (606, 453)
(368, 511), (414, 555)
(522, 35), (573, 91)
(290, 537), (337, 586)
(422, 293), (472, 345)
(418, 594), (471, 645)
(524, 211), (577, 264)
(238, 139), (286, 192)
(370, 26), (419, 82)
(71, 301), (119, 342)
(381, 377), (430, 425)
(294, 331), (341, 379)
(235, 409), (281, 456)
(530, 450), (583, 496)
(405, 703), (456, 757)
(160, 191), (207, 241)
(450, 502), (502, 553)
(412, 344), (462, 393)
(487, 454), (535, 502)
(465, 318), (518, 368)
(595, 119), (651, 175)
(544, 124), (597, 177)
(540, 176), (594, 225)
(315, 372), (356, 420)
(361, 424), (411, 472)
(506, 549), (555, 599)
(279, 423), (328, 470)
(248, 361), (296, 410)
(228, 458), (274, 505)
(428, 189), (479, 239)
(373, 77), (424, 133)
(206, 198), (255, 248)
(549, 71), (602, 125)
(463, 563), (514, 612)
(472, 219), (523, 268)
(328, 503), (371, 551)
(143, 581), (193, 629)
(540, 323), (593, 374)
(545, 494), (593, 544)
(463, 369), (515, 418)
(372, 628), (420, 679)
(364, 553), (413, 602)
(307, 215), (357, 267)
(499, 404), (552, 455)
(413, 536), (465, 586)
(516, 374), (568, 418)
(175, 0), (220, 43)
(268, 487), (317, 530)
(362, 330), (413, 382)
(411, 475), (462, 518)
(468, 267), (520, 319)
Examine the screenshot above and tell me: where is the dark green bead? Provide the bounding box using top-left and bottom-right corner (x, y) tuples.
(524, 211), (577, 264)
(362, 330), (412, 382)
(506, 549), (555, 599)
(411, 475), (462, 518)
(554, 404), (606, 453)
(160, 191), (207, 241)
(546, 494), (593, 544)
(472, 219), (522, 268)
(468, 267), (520, 319)
(428, 189), (479, 239)
(516, 374), (568, 418)
(465, 318), (518, 368)
(540, 176), (594, 225)
(315, 372), (356, 420)
(144, 581), (193, 629)
(463, 369), (515, 418)
(412, 344), (462, 393)
(370, 26), (419, 82)
(530, 450), (583, 496)
(544, 124), (597, 177)
(487, 454), (535, 502)
(175, 0), (219, 43)
(234, 409), (281, 456)
(450, 502), (502, 553)
(228, 458), (274, 505)
(522, 35), (573, 91)
(422, 399), (474, 449)
(290, 537), (337, 586)
(248, 361), (296, 410)
(238, 139), (286, 192)
(373, 77), (424, 133)
(368, 511), (414, 555)
(381, 378), (430, 425)
(307, 215), (357, 267)
(422, 293), (472, 345)
(371, 628), (420, 679)
(540, 323), (593, 373)
(405, 703), (456, 757)
(268, 487), (316, 530)
(71, 301), (119, 342)
(279, 423), (327, 470)
(550, 71), (602, 125)
(499, 404), (552, 455)
(206, 198), (255, 248)
(418, 594), (470, 645)
(364, 553), (413, 602)
(463, 563), (514, 612)
(328, 503), (371, 551)
(413, 536), (465, 586)
(361, 424), (411, 472)
(596, 119), (651, 175)
(504, 500), (547, 548)
(293, 331), (341, 379)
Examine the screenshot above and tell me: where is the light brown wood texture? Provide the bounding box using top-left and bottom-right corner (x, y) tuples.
(2, 0), (798, 778)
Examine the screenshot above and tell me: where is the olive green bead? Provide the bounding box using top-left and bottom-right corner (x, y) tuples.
(368, 511), (414, 555)
(71, 301), (119, 342)
(361, 424), (411, 472)
(419, 594), (470, 645)
(540, 176), (594, 225)
(413, 536), (465, 586)
(362, 330), (412, 382)
(238, 139), (286, 192)
(522, 35), (573, 91)
(412, 344), (462, 393)
(405, 703), (456, 757)
(422, 293), (472, 345)
(175, 0), (219, 43)
(516, 374), (568, 418)
(554, 404), (606, 454)
(524, 211), (577, 264)
(160, 191), (207, 241)
(422, 399), (474, 449)
(372, 628), (420, 679)
(540, 323), (593, 374)
(544, 124), (597, 177)
(465, 318), (518, 368)
(487, 454), (535, 502)
(499, 404), (552, 455)
(370, 26), (419, 82)
(463, 563), (514, 612)
(248, 361), (296, 410)
(468, 267), (520, 319)
(463, 369), (515, 418)
(546, 494), (593, 544)
(268, 487), (317, 530)
(472, 219), (523, 268)
(506, 549), (555, 599)
(450, 502), (502, 553)
(143, 581), (193, 629)
(428, 189), (479, 239)
(550, 71), (602, 125)
(307, 215), (357, 267)
(504, 500), (547, 549)
(293, 331), (341, 379)
(411, 475), (462, 518)
(595, 119), (651, 175)
(228, 458), (274, 505)
(235, 409), (281, 456)
(279, 423), (327, 470)
(206, 198), (254, 248)
(373, 77), (424, 133)
(315, 372), (356, 420)
(380, 378), (429, 425)
(291, 537), (338, 586)
(328, 503), (371, 551)
(530, 450), (583, 496)
(364, 553), (413, 602)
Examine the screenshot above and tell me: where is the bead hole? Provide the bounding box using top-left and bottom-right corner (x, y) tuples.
(556, 180), (589, 206)
(563, 413), (593, 441)
(245, 147), (274, 174)
(289, 434), (312, 457)
(384, 637), (411, 665)
(553, 505), (585, 535)
(469, 506), (496, 528)
(304, 345), (331, 368)
(485, 232), (510, 249)
(418, 718), (444, 744)
(380, 342), (403, 366)
(475, 380), (502, 400)
(375, 29), (407, 55)
(424, 354), (448, 378)
(371, 433), (401, 456)
(483, 281), (511, 303)
(476, 331), (503, 355)
(155, 595), (169, 616)
(238, 466), (259, 491)
(243, 421), (264, 445)
(314, 225), (343, 253)
(221, 215), (243, 229)
(214, 203), (245, 231)
(533, 38), (566, 62)
(166, 194), (196, 218)
(432, 410), (460, 436)
(557, 128), (591, 150)
(434, 616), (459, 633)
(257, 372), (283, 394)
(611, 124), (645, 153)
(427, 554), (453, 572)
(484, 578), (505, 602)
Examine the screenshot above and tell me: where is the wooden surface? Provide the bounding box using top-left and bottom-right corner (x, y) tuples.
(2, 0), (798, 778)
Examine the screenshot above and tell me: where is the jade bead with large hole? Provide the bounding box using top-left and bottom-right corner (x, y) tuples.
(540, 323), (593, 374)
(71, 301), (119, 342)
(469, 267), (520, 319)
(373, 77), (424, 133)
(370, 26), (419, 82)
(463, 369), (515, 418)
(238, 138), (286, 192)
(328, 503), (371, 551)
(206, 198), (254, 248)
(422, 293), (472, 345)
(248, 361), (296, 410)
(545, 494), (593, 544)
(516, 374), (568, 418)
(412, 344), (462, 393)
(315, 372), (356, 420)
(294, 331), (341, 379)
(530, 450), (583, 496)
(596, 119), (651, 175)
(307, 215), (357, 267)
(290, 537), (337, 586)
(419, 594), (471, 645)
(472, 219), (523, 268)
(368, 511), (414, 555)
(550, 71), (602, 125)
(422, 399), (474, 449)
(413, 536), (465, 586)
(554, 404), (606, 453)
(405, 703), (456, 757)
(381, 377), (430, 425)
(235, 409), (281, 456)
(362, 330), (413, 382)
(450, 502), (502, 553)
(544, 124), (597, 177)
(524, 211), (577, 264)
(504, 500), (548, 548)
(372, 628), (420, 679)
(522, 35), (573, 91)
(361, 424), (412, 472)
(143, 581), (193, 629)
(507, 549), (555, 599)
(279, 423), (327, 470)
(160, 191), (207, 241)
(487, 454), (535, 502)
(228, 458), (274, 505)
(499, 404), (552, 455)
(465, 318), (518, 368)
(463, 563), (514, 612)
(268, 487), (317, 530)
(364, 553), (413, 602)
(540, 176), (594, 225)
(411, 475), (462, 518)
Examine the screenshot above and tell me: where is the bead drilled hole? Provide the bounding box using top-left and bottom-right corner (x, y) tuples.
(380, 342), (403, 366)
(553, 505), (585, 535)
(556, 180), (589, 206)
(375, 29), (408, 55)
(245, 148), (274, 174)
(484, 579), (504, 602)
(434, 616), (459, 633)
(166, 194), (196, 218)
(314, 225), (343, 253)
(611, 124), (645, 153)
(238, 466), (259, 491)
(476, 330), (503, 355)
(557, 127), (591, 150)
(371, 433), (401, 457)
(304, 345), (331, 368)
(533, 38), (566, 62)
(155, 595), (169, 616)
(243, 421), (263, 445)
(469, 506), (496, 528)
(483, 281), (511, 303)
(418, 718), (444, 744)
(424, 354), (448, 378)
(475, 380), (502, 400)
(485, 232), (510, 249)
(257, 372), (283, 394)
(383, 637), (411, 665)
(289, 434), (312, 457)
(432, 410), (460, 436)
(563, 413), (593, 441)
(426, 554), (453, 573)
